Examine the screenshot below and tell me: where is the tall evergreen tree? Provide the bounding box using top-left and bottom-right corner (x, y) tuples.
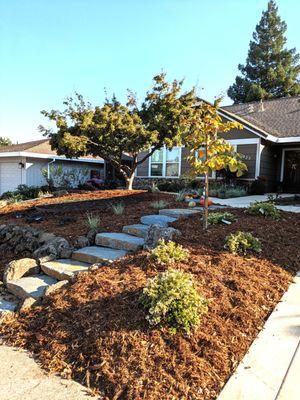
(228, 0), (300, 103)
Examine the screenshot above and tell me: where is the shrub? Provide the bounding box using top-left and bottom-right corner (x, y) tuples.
(78, 182), (96, 191)
(1, 184), (50, 203)
(151, 200), (168, 209)
(111, 202), (125, 215)
(225, 231), (262, 255)
(247, 201), (280, 219)
(250, 178), (266, 195)
(85, 212), (100, 230)
(207, 212), (237, 225)
(175, 190), (187, 202)
(208, 183), (247, 198)
(140, 269), (209, 333)
(150, 239), (189, 266)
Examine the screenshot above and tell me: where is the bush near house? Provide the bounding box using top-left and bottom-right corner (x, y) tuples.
(1, 184), (50, 203)
(140, 268), (209, 334)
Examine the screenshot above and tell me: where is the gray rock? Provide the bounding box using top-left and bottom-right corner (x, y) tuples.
(74, 236), (90, 249)
(19, 297), (38, 313)
(122, 224), (149, 238)
(95, 232), (144, 251)
(38, 232), (56, 244)
(3, 258), (40, 284)
(44, 280), (68, 297)
(53, 189), (68, 197)
(143, 224), (181, 250)
(86, 228), (101, 245)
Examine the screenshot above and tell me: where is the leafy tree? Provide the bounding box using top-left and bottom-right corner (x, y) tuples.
(184, 100), (247, 230)
(0, 137), (12, 147)
(40, 74), (195, 190)
(228, 0), (300, 103)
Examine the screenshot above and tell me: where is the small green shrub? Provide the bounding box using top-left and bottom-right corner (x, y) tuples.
(208, 183), (247, 198)
(225, 231), (262, 255)
(111, 202), (125, 215)
(151, 200), (169, 209)
(1, 184), (50, 203)
(207, 212), (237, 225)
(140, 269), (209, 334)
(175, 190), (187, 202)
(150, 239), (189, 266)
(247, 201), (280, 219)
(85, 212), (100, 230)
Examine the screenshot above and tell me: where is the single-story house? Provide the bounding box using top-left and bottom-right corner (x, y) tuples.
(136, 96), (300, 192)
(0, 139), (105, 195)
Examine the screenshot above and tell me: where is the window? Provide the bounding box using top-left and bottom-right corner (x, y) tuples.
(150, 147), (181, 177)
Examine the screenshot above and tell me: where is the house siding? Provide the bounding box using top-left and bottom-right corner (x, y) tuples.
(221, 127), (258, 140)
(136, 151), (149, 176)
(259, 143), (280, 191)
(236, 144), (257, 179)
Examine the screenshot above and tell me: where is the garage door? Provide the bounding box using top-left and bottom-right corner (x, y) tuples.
(0, 163), (22, 195)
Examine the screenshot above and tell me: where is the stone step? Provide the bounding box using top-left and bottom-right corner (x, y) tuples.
(6, 275), (58, 300)
(95, 232), (144, 251)
(159, 208), (202, 218)
(140, 214), (177, 227)
(0, 296), (19, 317)
(122, 224), (149, 238)
(72, 246), (127, 264)
(41, 259), (91, 281)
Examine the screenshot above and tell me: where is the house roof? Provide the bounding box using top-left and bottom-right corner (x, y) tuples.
(222, 96), (300, 138)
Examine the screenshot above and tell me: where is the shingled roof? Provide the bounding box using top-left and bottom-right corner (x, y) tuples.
(0, 139), (55, 154)
(222, 96), (300, 138)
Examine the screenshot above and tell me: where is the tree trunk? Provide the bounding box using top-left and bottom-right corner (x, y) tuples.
(203, 171), (209, 230)
(125, 173), (135, 190)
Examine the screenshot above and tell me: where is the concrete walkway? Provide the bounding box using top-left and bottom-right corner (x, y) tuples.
(218, 272), (300, 400)
(0, 344), (97, 400)
(211, 193), (300, 213)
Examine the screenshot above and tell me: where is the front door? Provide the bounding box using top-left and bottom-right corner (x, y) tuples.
(283, 150), (300, 192)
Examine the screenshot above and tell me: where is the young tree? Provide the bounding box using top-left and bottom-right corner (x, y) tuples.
(40, 74), (195, 190)
(0, 137), (12, 147)
(184, 100), (247, 230)
(228, 0), (300, 103)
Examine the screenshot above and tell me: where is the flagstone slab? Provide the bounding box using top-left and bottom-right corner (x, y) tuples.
(122, 224), (149, 238)
(140, 214), (177, 227)
(6, 275), (57, 300)
(72, 246), (127, 264)
(41, 259), (91, 281)
(95, 232), (144, 251)
(159, 208), (202, 218)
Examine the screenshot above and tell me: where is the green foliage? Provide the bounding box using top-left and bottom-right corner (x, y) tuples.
(1, 184), (49, 203)
(40, 73), (197, 189)
(85, 212), (100, 230)
(175, 190), (187, 202)
(111, 202), (125, 215)
(41, 165), (89, 189)
(250, 179), (266, 195)
(150, 239), (189, 266)
(228, 1), (300, 103)
(151, 200), (168, 209)
(209, 183), (247, 198)
(225, 231), (262, 255)
(0, 136), (12, 147)
(247, 201), (280, 219)
(140, 269), (208, 334)
(207, 212), (237, 225)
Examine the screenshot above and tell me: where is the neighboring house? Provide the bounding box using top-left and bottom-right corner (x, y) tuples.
(0, 139), (105, 195)
(136, 96), (300, 192)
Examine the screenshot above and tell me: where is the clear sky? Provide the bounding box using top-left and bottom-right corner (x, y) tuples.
(0, 0), (299, 143)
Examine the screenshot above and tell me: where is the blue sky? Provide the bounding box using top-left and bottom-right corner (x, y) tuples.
(0, 0), (299, 142)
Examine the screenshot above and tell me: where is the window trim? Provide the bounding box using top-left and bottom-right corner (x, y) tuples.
(148, 146), (182, 178)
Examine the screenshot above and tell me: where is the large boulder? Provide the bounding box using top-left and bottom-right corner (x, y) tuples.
(3, 258), (40, 284)
(143, 224), (181, 250)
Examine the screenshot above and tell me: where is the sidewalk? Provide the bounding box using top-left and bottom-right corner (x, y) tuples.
(0, 344), (97, 400)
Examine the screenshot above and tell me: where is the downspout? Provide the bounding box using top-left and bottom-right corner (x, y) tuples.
(47, 158), (56, 181)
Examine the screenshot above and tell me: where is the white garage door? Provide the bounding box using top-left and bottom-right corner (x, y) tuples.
(0, 163), (22, 195)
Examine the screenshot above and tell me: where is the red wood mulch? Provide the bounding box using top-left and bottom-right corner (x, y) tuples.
(1, 208), (299, 399)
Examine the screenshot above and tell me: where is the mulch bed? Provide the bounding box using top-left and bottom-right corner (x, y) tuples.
(1, 209), (299, 399)
(0, 190), (181, 246)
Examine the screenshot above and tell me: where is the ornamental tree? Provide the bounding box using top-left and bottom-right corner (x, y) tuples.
(184, 100), (247, 230)
(0, 137), (12, 147)
(228, 0), (300, 103)
(40, 74), (195, 190)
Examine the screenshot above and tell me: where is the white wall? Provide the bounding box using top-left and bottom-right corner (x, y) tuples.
(0, 157), (25, 194)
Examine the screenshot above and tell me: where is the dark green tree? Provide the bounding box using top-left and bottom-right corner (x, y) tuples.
(228, 0), (300, 103)
(0, 137), (12, 147)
